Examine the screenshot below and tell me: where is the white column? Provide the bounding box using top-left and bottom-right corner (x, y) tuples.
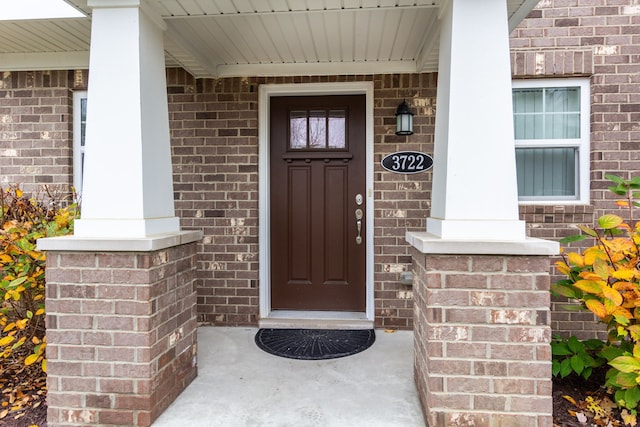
(74, 0), (180, 238)
(427, 0), (525, 241)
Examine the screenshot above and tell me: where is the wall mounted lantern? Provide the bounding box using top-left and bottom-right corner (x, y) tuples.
(395, 99), (414, 136)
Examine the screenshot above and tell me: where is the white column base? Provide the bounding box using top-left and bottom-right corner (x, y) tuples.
(406, 231), (559, 256)
(74, 217), (181, 238)
(426, 218), (526, 241)
(38, 229), (202, 252)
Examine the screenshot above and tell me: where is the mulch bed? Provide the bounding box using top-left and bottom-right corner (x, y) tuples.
(553, 366), (631, 426)
(0, 358), (47, 427)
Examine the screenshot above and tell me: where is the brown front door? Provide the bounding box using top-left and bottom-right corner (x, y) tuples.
(270, 95), (366, 311)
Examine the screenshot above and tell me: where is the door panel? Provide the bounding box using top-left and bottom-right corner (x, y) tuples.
(324, 166), (347, 285)
(288, 166), (311, 285)
(270, 95), (366, 311)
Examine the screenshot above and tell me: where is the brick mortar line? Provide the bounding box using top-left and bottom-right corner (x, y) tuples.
(428, 339), (551, 350)
(426, 408), (551, 416)
(435, 317), (549, 324)
(426, 356), (549, 362)
(438, 271), (550, 275)
(420, 306), (552, 311)
(428, 388), (550, 394)
(419, 378), (550, 384)
(48, 375), (152, 380)
(429, 374), (550, 380)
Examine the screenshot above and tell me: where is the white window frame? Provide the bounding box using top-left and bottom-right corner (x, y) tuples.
(512, 78), (590, 205)
(72, 90), (87, 195)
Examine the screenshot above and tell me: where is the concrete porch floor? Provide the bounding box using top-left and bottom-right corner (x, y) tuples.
(152, 326), (425, 427)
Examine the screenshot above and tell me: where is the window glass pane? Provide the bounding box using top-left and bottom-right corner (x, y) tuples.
(514, 114), (543, 139)
(513, 80), (588, 203)
(328, 110), (346, 148)
(545, 87), (580, 113)
(80, 98), (87, 147)
(513, 89), (542, 113)
(516, 147), (577, 197)
(545, 113), (580, 139)
(513, 86), (580, 140)
(290, 111), (307, 149)
(513, 89), (543, 139)
(308, 110), (326, 148)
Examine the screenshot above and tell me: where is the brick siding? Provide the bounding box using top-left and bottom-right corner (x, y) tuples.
(0, 70), (87, 194)
(2, 69), (432, 330)
(412, 249), (553, 426)
(511, 0), (640, 339)
(166, 70), (435, 329)
(45, 243), (198, 426)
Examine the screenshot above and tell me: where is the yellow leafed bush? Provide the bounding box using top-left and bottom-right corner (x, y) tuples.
(552, 175), (640, 421)
(0, 185), (77, 416)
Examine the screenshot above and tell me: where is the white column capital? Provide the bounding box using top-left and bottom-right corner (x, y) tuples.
(87, 0), (166, 31)
(88, 0), (141, 8)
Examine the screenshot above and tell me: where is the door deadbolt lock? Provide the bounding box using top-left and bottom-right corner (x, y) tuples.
(355, 193), (363, 206)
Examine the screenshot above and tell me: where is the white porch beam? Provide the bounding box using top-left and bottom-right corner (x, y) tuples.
(215, 60), (421, 78)
(0, 52), (89, 71)
(159, 2), (440, 19)
(426, 0), (525, 241)
(74, 0), (180, 237)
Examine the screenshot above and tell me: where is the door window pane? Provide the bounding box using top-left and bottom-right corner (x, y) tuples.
(328, 110), (346, 148)
(289, 108), (347, 150)
(309, 110), (326, 148)
(290, 111), (307, 149)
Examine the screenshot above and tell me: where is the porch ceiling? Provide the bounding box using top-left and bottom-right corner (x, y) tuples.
(0, 0), (540, 78)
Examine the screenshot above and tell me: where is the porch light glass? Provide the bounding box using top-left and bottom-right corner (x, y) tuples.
(395, 100), (414, 136)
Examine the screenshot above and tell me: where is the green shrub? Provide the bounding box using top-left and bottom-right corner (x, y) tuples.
(551, 335), (605, 380)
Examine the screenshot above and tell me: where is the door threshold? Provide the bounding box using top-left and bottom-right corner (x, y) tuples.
(259, 310), (374, 330)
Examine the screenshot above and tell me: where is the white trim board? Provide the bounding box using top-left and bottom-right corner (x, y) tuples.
(258, 82), (375, 325)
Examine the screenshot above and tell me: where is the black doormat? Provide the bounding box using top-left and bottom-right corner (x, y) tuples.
(255, 328), (376, 360)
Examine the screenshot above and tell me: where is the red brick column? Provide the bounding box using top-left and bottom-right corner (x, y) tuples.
(43, 240), (199, 426)
(411, 248), (553, 427)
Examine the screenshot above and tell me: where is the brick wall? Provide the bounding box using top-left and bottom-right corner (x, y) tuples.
(0, 70), (87, 194)
(167, 70), (435, 329)
(45, 243), (198, 426)
(412, 249), (553, 426)
(2, 68), (433, 330)
(510, 0), (640, 338)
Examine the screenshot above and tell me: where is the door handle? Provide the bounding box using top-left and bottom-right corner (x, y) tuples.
(355, 208), (363, 245)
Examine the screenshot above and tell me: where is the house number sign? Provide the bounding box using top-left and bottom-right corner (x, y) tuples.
(381, 151), (433, 174)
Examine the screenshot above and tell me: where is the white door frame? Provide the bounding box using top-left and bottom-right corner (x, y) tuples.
(258, 82), (375, 324)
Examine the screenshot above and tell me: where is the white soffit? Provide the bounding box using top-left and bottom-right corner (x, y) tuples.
(0, 0), (540, 77)
(0, 0), (85, 20)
